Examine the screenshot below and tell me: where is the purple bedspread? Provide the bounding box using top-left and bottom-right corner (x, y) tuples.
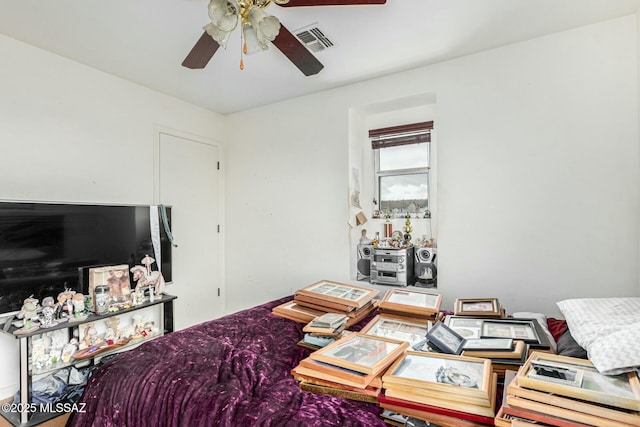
(67, 296), (386, 427)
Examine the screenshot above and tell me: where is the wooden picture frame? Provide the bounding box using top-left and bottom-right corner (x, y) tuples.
(359, 314), (430, 347)
(88, 264), (131, 310)
(517, 352), (640, 411)
(379, 289), (442, 316)
(454, 298), (501, 317)
(426, 321), (466, 355)
(382, 350), (492, 401)
(296, 280), (378, 309)
(309, 333), (408, 375)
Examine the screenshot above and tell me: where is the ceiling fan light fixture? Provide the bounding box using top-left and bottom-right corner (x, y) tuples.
(208, 0), (240, 32)
(247, 7), (281, 50)
(204, 22), (234, 48)
(243, 24), (264, 55)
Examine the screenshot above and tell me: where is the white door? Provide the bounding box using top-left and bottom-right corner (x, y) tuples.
(158, 132), (223, 329)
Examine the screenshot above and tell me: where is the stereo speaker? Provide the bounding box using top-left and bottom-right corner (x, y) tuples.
(356, 244), (372, 281)
(415, 247), (437, 287)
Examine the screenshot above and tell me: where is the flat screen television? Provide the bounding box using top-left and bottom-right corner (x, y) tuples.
(0, 201), (172, 315)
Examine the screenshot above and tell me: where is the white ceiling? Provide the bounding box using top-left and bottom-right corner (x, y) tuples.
(1, 0), (639, 115)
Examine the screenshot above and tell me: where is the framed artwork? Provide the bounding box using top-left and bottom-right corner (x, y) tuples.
(379, 289), (442, 316)
(88, 264), (131, 310)
(359, 315), (430, 347)
(382, 350), (492, 400)
(454, 298), (501, 317)
(517, 352), (640, 412)
(426, 321), (466, 355)
(309, 333), (408, 375)
(481, 320), (538, 342)
(296, 280), (378, 308)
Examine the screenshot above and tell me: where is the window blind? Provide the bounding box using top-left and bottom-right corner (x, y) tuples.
(369, 121), (433, 149)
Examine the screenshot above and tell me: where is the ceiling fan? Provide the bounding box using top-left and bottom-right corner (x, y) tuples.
(182, 0), (387, 76)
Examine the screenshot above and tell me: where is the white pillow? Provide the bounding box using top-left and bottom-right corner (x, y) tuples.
(557, 297), (640, 375)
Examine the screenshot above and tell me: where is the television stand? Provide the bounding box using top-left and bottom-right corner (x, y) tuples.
(0, 293), (176, 427)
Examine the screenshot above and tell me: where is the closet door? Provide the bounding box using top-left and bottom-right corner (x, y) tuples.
(159, 132), (223, 329)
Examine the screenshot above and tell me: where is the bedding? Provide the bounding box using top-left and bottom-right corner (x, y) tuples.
(557, 297), (640, 375)
(67, 296), (387, 427)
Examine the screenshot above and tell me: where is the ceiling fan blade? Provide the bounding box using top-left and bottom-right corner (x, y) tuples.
(278, 0), (386, 6)
(182, 32), (220, 69)
(272, 24), (324, 76)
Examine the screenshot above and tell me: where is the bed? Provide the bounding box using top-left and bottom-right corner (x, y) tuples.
(67, 294), (588, 427)
(67, 296), (387, 427)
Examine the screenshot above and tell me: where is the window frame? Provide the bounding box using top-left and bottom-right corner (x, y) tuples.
(370, 121), (433, 218)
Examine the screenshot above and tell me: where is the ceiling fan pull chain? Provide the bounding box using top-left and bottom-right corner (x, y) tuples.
(240, 26), (245, 70)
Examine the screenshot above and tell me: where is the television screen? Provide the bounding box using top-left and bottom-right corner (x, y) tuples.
(0, 202), (172, 315)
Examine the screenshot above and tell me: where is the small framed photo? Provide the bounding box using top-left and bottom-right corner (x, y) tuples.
(426, 321), (466, 355)
(481, 319), (539, 343)
(88, 264), (131, 311)
(462, 338), (513, 351)
(379, 289), (442, 316)
(454, 298), (501, 317)
(309, 333), (409, 375)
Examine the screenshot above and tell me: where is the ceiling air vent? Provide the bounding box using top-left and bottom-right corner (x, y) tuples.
(294, 24), (335, 53)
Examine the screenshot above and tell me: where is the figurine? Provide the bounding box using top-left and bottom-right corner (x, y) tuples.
(40, 296), (57, 328)
(359, 229), (372, 244)
(55, 289), (76, 319)
(82, 324), (103, 349)
(130, 255), (165, 297)
(72, 293), (86, 316)
(14, 297), (40, 335)
(61, 339), (78, 363)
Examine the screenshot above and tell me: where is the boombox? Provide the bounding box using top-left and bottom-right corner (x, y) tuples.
(356, 244), (372, 281)
(415, 247), (437, 287)
(370, 246), (416, 287)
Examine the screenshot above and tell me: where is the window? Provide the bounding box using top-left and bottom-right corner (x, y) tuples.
(370, 121), (433, 218)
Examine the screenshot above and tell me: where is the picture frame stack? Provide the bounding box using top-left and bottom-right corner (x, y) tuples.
(272, 280), (378, 327)
(378, 289), (443, 322)
(298, 281), (377, 323)
(291, 333), (409, 401)
(497, 352), (640, 427)
(298, 312), (350, 350)
(380, 351), (497, 425)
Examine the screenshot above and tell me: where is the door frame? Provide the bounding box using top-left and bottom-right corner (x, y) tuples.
(153, 125), (226, 315)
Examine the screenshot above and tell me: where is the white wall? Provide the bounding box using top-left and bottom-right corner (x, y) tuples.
(226, 16), (640, 316)
(0, 34), (225, 397)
